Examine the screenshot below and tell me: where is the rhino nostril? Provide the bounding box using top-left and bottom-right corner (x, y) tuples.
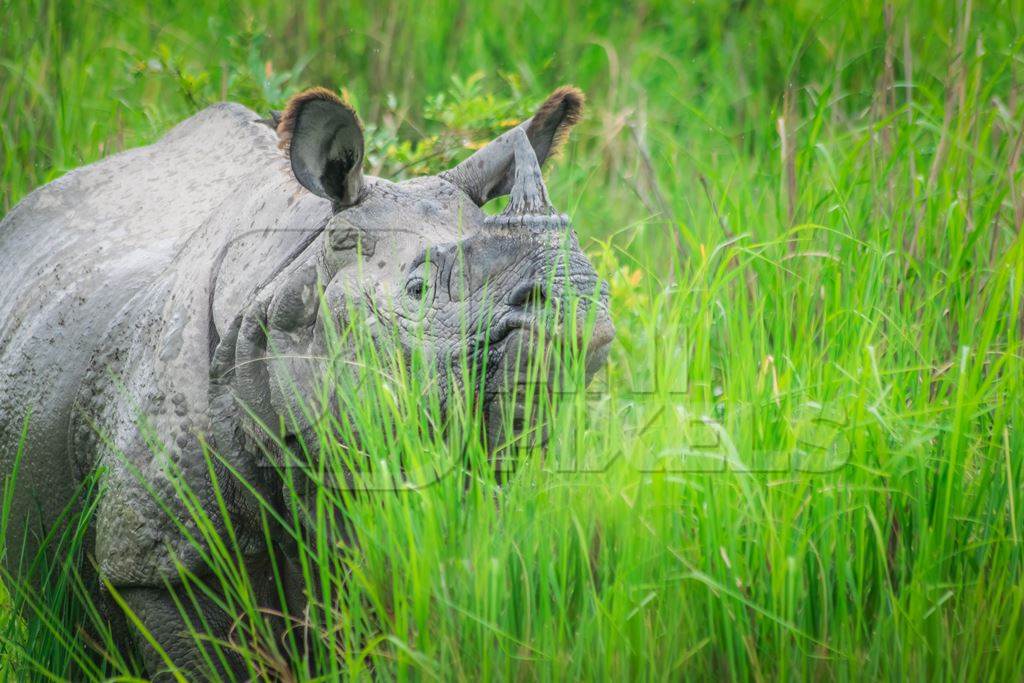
(509, 282), (549, 309)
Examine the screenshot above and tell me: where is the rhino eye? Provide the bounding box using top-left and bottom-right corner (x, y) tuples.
(405, 277), (426, 300)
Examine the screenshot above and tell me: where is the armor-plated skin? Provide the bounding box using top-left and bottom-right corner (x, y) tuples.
(0, 87), (613, 677)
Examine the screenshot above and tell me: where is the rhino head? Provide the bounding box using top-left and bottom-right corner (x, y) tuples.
(220, 86), (613, 460)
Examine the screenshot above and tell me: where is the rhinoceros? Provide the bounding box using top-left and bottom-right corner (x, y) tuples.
(0, 85), (613, 677)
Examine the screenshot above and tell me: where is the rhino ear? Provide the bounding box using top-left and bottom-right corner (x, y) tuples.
(278, 87), (365, 209)
(440, 86), (584, 206)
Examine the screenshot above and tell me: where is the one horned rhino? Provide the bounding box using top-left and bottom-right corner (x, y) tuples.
(0, 86), (613, 677)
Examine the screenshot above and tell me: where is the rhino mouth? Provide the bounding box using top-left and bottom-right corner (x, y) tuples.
(480, 311), (613, 449)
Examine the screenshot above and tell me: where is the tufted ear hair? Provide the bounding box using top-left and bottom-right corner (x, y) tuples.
(278, 87), (365, 209)
(439, 86), (585, 206)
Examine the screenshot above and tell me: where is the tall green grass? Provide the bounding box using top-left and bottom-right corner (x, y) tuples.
(1, 0), (1023, 680)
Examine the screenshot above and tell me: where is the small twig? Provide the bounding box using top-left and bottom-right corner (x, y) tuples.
(965, 35), (984, 234)
(628, 116), (682, 269)
(697, 173), (733, 240)
(777, 83), (798, 254)
(882, 2), (896, 215)
(927, 0), (971, 192)
(904, 16), (920, 255)
(1009, 105), (1024, 235)
(698, 172), (756, 302)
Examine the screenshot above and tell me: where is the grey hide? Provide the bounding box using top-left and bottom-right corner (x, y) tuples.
(0, 86), (613, 678)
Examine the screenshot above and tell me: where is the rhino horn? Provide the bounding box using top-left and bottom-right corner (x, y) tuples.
(484, 127), (569, 230)
(440, 86), (584, 207)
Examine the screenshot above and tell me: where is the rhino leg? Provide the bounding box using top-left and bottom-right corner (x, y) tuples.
(117, 552), (304, 681)
(119, 584), (246, 681)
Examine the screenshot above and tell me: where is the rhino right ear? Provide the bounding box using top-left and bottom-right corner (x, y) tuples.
(439, 86), (584, 206)
(278, 87), (365, 209)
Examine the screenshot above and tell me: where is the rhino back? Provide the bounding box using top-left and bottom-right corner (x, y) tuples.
(0, 102), (287, 566)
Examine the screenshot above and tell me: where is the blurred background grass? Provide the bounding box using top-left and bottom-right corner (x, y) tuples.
(5, 0), (1017, 243)
(2, 0), (1024, 680)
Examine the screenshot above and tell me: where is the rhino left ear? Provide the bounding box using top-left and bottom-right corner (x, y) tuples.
(278, 87), (365, 209)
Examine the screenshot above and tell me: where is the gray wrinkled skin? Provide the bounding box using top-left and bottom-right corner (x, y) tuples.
(0, 89), (612, 677)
